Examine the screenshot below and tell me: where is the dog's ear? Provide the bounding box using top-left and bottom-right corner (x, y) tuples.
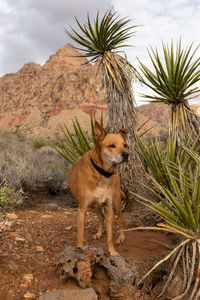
(94, 121), (107, 141)
(118, 128), (130, 140)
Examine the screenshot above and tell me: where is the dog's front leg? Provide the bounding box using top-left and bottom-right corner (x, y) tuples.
(104, 203), (119, 256)
(77, 206), (86, 247)
(93, 208), (105, 240)
(114, 194), (125, 245)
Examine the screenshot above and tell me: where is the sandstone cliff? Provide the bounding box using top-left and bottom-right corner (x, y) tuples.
(0, 43), (199, 137)
(0, 44), (106, 136)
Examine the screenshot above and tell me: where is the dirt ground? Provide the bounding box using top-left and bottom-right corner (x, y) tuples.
(0, 191), (174, 300)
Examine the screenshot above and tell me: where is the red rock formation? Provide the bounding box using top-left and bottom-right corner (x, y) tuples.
(0, 43), (199, 137)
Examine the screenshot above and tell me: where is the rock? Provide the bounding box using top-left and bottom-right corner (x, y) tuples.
(6, 213), (18, 220)
(20, 283), (28, 289)
(152, 265), (184, 299)
(100, 256), (136, 284)
(15, 237), (26, 242)
(23, 274), (34, 282)
(57, 245), (138, 290)
(57, 245), (104, 288)
(110, 282), (151, 300)
(41, 214), (51, 219)
(65, 225), (72, 231)
(36, 246), (44, 252)
(0, 44), (105, 137)
(38, 288), (97, 300)
(0, 220), (15, 231)
(23, 291), (36, 299)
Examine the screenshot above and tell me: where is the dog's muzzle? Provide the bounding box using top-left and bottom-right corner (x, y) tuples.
(122, 152), (129, 162)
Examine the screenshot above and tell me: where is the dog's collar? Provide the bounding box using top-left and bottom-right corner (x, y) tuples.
(90, 158), (115, 178)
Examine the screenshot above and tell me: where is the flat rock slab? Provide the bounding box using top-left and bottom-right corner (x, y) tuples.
(39, 288), (97, 300)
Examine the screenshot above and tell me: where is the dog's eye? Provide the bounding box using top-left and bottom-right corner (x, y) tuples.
(124, 144), (128, 148)
(108, 144), (116, 148)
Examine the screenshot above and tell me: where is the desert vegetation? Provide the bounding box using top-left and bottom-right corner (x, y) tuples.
(58, 10), (200, 299)
(0, 130), (68, 197)
(1, 8), (200, 300)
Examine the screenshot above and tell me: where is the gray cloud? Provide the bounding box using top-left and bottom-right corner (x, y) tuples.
(0, 0), (112, 75)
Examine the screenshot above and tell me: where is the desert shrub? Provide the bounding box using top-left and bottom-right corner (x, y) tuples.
(31, 136), (45, 149)
(0, 133), (68, 193)
(0, 179), (25, 217)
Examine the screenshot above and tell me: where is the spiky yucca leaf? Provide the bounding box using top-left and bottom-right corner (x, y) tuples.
(137, 134), (200, 191)
(139, 39), (200, 140)
(65, 10), (140, 93)
(54, 115), (104, 172)
(65, 11), (136, 60)
(128, 147), (200, 299)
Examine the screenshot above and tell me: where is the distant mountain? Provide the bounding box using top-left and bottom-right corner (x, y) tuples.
(0, 44), (199, 137)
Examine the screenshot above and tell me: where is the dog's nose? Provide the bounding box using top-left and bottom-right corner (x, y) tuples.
(122, 152), (129, 161)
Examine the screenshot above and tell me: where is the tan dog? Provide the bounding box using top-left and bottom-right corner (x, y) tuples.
(68, 121), (129, 256)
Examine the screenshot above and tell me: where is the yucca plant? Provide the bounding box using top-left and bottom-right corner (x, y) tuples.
(65, 10), (141, 201)
(137, 134), (200, 191)
(128, 147), (200, 299)
(139, 39), (200, 142)
(54, 115), (104, 173)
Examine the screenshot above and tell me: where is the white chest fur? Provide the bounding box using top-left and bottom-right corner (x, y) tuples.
(92, 185), (113, 207)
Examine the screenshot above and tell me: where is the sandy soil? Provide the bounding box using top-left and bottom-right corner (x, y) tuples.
(0, 192), (174, 300)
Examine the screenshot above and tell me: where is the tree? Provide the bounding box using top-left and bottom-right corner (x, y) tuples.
(139, 39), (200, 142)
(65, 10), (140, 200)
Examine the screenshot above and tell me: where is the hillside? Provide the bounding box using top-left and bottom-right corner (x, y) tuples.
(0, 44), (199, 137)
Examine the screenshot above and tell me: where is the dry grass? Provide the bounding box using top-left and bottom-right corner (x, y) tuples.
(0, 132), (69, 194)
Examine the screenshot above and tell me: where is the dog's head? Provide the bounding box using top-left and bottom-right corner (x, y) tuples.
(94, 121), (130, 165)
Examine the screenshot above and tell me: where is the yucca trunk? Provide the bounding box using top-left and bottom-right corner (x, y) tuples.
(170, 102), (200, 142)
(101, 53), (139, 200)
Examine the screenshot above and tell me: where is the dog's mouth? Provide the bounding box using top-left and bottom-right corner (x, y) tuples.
(122, 157), (129, 163)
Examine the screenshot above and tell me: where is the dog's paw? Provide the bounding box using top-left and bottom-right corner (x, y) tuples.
(109, 250), (120, 256)
(93, 232), (102, 240)
(115, 234), (125, 245)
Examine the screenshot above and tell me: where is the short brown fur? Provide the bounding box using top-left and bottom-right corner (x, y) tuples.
(68, 121), (129, 256)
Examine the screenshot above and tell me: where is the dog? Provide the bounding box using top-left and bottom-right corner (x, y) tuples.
(68, 121), (129, 256)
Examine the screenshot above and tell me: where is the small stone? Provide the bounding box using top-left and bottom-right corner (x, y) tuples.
(24, 291), (36, 299)
(65, 225), (72, 231)
(0, 220), (15, 231)
(6, 213), (18, 220)
(23, 274), (34, 281)
(41, 214), (51, 219)
(20, 283), (28, 289)
(15, 237), (25, 242)
(36, 246), (44, 252)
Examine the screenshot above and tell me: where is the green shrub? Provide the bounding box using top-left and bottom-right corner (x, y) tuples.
(32, 136), (45, 149)
(0, 180), (25, 217)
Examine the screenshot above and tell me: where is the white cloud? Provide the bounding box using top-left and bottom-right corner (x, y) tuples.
(0, 0), (200, 105)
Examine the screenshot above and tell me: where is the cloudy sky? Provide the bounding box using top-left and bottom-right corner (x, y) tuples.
(1, 0), (200, 105)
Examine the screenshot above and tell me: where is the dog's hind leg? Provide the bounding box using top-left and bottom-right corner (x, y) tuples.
(93, 208), (105, 240)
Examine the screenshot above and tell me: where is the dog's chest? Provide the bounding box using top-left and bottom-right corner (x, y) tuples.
(92, 184), (113, 206)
